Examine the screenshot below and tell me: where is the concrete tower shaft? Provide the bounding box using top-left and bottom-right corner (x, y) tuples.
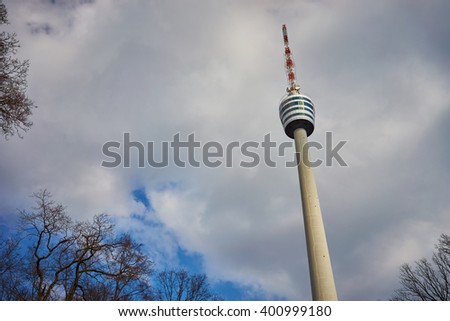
(294, 128), (338, 301)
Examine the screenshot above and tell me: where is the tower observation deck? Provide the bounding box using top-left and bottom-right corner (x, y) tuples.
(279, 93), (315, 139)
(279, 24), (337, 301)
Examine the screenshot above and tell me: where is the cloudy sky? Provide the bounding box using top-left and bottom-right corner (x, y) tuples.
(1, 0), (449, 300)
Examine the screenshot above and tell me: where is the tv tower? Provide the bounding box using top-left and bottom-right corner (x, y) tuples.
(279, 24), (337, 301)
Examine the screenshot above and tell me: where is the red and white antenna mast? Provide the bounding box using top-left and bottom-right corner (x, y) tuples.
(282, 24), (300, 94)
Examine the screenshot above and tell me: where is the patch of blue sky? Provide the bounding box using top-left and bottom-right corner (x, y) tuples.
(132, 187), (152, 210)
(212, 281), (246, 300)
(176, 247), (204, 274)
(175, 248), (255, 300)
(211, 280), (286, 301)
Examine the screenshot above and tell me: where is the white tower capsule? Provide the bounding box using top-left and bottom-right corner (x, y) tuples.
(279, 93), (315, 139)
(280, 24), (337, 301)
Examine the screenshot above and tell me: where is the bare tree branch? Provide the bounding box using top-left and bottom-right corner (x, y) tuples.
(0, 0), (36, 138)
(154, 269), (220, 301)
(1, 190), (155, 301)
(392, 234), (450, 301)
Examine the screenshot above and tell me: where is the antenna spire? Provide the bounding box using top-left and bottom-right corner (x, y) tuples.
(282, 24), (300, 94)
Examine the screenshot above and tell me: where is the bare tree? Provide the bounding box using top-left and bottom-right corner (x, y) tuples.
(74, 233), (154, 300)
(392, 234), (450, 301)
(4, 190), (154, 300)
(0, 0), (36, 138)
(154, 269), (220, 301)
(0, 236), (29, 300)
(18, 190), (73, 300)
(1, 190), (221, 301)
